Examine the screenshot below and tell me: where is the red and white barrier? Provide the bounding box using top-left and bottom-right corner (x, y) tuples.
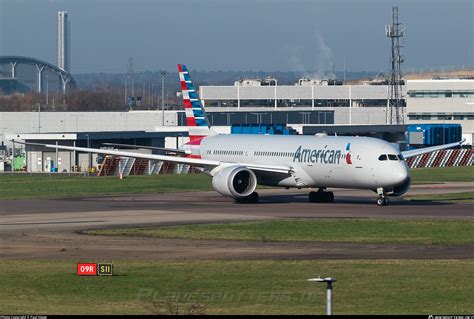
(406, 148), (473, 168)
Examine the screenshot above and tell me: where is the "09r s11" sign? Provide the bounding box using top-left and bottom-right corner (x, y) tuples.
(77, 263), (113, 276)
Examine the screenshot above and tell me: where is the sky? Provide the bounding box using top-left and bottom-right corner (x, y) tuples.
(0, 0), (472, 74)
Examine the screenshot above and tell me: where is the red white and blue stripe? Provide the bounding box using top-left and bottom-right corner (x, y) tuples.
(178, 64), (209, 129)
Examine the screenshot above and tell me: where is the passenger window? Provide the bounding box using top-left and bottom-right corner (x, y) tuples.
(388, 154), (398, 161)
(378, 155), (388, 161)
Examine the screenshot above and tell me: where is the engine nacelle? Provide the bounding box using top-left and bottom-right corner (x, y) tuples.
(212, 166), (257, 198)
(387, 177), (411, 197)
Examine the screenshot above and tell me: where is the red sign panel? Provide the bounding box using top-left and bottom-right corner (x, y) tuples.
(77, 263), (97, 276)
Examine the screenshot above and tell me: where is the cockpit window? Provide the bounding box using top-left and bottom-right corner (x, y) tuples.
(388, 154), (398, 161)
(378, 154), (388, 161)
(397, 154), (404, 161)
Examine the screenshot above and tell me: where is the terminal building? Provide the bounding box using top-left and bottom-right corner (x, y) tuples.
(200, 79), (390, 109)
(198, 79), (395, 127)
(406, 79), (474, 145)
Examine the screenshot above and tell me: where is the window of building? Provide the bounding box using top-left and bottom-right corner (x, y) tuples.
(437, 115), (452, 120)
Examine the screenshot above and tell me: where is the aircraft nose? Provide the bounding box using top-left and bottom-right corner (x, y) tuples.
(392, 163), (410, 185)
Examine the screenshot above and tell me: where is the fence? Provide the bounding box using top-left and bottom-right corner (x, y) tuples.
(406, 148), (472, 168)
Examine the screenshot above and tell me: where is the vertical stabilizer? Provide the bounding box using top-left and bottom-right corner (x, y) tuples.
(178, 64), (212, 141)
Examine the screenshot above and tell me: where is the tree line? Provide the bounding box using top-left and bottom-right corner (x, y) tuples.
(0, 88), (181, 112)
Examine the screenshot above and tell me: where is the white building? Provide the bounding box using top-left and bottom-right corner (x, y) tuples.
(406, 79), (474, 144)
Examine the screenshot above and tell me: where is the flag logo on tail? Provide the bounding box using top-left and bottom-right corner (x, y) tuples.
(178, 64), (209, 128)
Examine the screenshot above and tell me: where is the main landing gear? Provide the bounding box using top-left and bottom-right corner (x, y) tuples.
(376, 187), (390, 206)
(235, 192), (259, 204)
(309, 188), (334, 203)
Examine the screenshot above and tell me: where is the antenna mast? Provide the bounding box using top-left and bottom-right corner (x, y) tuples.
(385, 6), (405, 124)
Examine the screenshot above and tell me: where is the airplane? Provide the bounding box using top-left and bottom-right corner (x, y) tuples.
(13, 64), (465, 206)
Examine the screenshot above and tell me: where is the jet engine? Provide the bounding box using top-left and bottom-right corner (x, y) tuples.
(388, 177), (411, 197)
(212, 165), (257, 198)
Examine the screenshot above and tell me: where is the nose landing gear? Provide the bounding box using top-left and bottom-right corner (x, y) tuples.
(376, 197), (390, 206)
(376, 187), (390, 206)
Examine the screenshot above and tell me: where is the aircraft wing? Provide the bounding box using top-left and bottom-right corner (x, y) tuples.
(101, 142), (186, 154)
(12, 141), (291, 175)
(401, 139), (465, 159)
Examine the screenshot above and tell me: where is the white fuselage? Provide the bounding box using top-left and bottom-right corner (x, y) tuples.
(190, 134), (410, 191)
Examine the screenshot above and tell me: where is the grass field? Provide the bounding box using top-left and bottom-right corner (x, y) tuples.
(410, 166), (473, 183)
(0, 259), (472, 315)
(407, 191), (474, 203)
(0, 165), (472, 200)
(0, 173), (212, 200)
(86, 219), (474, 246)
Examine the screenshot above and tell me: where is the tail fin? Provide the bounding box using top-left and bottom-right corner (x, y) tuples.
(178, 64), (212, 141)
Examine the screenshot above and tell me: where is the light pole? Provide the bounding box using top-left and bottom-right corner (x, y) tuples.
(85, 134), (90, 176)
(37, 103), (41, 133)
(308, 276), (336, 315)
(46, 74), (49, 108)
(160, 71), (167, 126)
(0, 127), (7, 145)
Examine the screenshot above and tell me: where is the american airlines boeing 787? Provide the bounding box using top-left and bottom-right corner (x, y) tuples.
(16, 64), (464, 206)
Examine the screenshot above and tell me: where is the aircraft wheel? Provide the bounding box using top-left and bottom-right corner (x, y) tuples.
(247, 192), (259, 203)
(383, 197), (390, 206)
(309, 191), (317, 202)
(235, 192), (259, 204)
(326, 192), (334, 203)
(309, 191), (334, 203)
(376, 197), (385, 206)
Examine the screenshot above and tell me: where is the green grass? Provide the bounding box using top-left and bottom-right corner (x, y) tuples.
(410, 166), (474, 183)
(407, 191), (474, 203)
(0, 259), (472, 315)
(86, 219), (474, 246)
(0, 173), (212, 200)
